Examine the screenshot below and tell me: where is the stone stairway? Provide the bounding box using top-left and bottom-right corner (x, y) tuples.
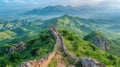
(20, 26), (105, 67)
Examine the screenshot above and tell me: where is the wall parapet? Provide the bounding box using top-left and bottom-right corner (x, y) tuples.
(20, 27), (105, 67)
(57, 32), (105, 67)
(20, 27), (58, 67)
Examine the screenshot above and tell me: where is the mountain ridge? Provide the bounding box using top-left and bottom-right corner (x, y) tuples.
(23, 5), (120, 19)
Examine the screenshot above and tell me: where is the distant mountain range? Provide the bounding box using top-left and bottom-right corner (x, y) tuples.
(0, 5), (120, 19)
(24, 5), (120, 19)
(24, 5), (100, 17)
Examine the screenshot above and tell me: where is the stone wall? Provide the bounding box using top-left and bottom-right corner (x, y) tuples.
(20, 51), (56, 67)
(20, 27), (58, 67)
(58, 33), (79, 61)
(58, 32), (106, 67)
(20, 27), (106, 67)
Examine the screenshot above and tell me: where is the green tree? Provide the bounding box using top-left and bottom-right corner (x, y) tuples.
(0, 57), (8, 67)
(9, 52), (21, 62)
(30, 47), (41, 56)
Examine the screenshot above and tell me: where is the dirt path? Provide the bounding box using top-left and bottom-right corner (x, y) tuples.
(20, 27), (76, 67)
(49, 27), (75, 67)
(55, 34), (75, 67)
(56, 52), (66, 67)
(56, 35), (66, 67)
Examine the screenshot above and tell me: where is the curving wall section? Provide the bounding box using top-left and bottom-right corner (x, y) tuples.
(20, 27), (105, 67)
(20, 27), (58, 67)
(58, 32), (105, 67)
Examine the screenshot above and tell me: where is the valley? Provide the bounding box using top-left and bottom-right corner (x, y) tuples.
(0, 15), (120, 67)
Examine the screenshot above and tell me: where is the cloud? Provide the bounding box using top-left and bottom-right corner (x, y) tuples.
(2, 0), (9, 3)
(1, 0), (120, 9)
(1, 0), (105, 6)
(2, 0), (27, 4)
(1, 0), (120, 6)
(14, 0), (26, 4)
(104, 0), (120, 8)
(62, 0), (104, 6)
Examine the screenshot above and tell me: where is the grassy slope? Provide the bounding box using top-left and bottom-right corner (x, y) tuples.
(59, 29), (120, 67)
(0, 30), (16, 41)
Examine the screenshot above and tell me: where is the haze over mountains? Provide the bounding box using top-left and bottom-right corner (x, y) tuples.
(0, 0), (120, 67)
(0, 5), (120, 19)
(24, 5), (120, 19)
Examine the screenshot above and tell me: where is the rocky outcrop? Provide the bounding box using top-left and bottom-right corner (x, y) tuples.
(84, 31), (110, 51)
(92, 35), (109, 51)
(8, 41), (26, 54)
(81, 58), (105, 67)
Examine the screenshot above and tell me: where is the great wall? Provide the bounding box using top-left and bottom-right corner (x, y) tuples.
(20, 27), (106, 67)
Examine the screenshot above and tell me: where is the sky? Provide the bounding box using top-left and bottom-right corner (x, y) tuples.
(0, 0), (120, 17)
(0, 0), (120, 10)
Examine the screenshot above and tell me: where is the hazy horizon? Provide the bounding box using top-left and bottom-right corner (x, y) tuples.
(0, 0), (120, 10)
(0, 0), (120, 19)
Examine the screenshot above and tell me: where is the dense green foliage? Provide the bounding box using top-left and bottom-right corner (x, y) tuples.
(0, 29), (55, 67)
(60, 29), (120, 67)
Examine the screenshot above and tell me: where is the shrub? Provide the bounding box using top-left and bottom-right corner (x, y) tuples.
(9, 52), (21, 62)
(30, 47), (41, 56)
(0, 57), (8, 67)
